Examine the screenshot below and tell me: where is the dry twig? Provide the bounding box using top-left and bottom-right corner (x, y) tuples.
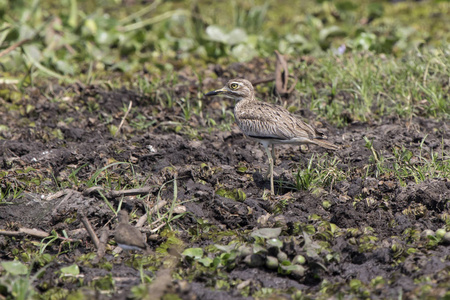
(79, 211), (100, 249)
(115, 101), (133, 137)
(83, 186), (157, 198)
(0, 228), (48, 238)
(0, 38), (31, 58)
(136, 200), (168, 227)
(0, 227), (79, 243)
(251, 50), (297, 95)
(92, 229), (110, 264)
(274, 50), (297, 95)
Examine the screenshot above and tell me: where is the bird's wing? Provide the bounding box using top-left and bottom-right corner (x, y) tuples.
(236, 103), (316, 140)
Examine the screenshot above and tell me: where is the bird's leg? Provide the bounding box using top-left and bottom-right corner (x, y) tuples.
(263, 145), (274, 194)
(271, 144), (276, 165)
(265, 145), (276, 178)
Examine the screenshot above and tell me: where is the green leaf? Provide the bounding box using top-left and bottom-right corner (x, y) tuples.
(231, 44), (257, 62)
(319, 26), (344, 41)
(280, 260), (291, 267)
(214, 244), (237, 253)
(2, 260), (28, 275)
(353, 32), (377, 51)
(182, 248), (203, 259)
(197, 257), (213, 267)
(303, 232), (321, 258)
(236, 189), (247, 201)
(205, 26), (248, 45)
(23, 47), (69, 81)
(12, 277), (34, 299)
(226, 28), (248, 45)
(60, 264), (80, 276)
(253, 243), (267, 254)
(84, 19), (97, 35)
(68, 0), (78, 28)
(350, 279), (362, 290)
(108, 124), (118, 136)
(23, 44), (41, 61)
(285, 33), (308, 45)
(329, 223), (339, 234)
(251, 227), (282, 239)
(55, 60), (75, 75)
(205, 25), (227, 43)
(266, 238), (283, 249)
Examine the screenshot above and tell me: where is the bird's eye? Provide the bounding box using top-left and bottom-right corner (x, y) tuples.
(230, 83), (239, 90)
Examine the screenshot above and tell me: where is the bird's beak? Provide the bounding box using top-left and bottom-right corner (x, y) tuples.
(205, 87), (227, 96)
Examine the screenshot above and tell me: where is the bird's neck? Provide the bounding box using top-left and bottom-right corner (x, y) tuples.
(235, 95), (256, 106)
(234, 95), (256, 121)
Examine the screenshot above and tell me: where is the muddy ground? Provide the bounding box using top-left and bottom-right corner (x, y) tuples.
(1, 60), (450, 299)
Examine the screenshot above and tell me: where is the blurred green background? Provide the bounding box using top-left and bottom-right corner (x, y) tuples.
(1, 0), (449, 80)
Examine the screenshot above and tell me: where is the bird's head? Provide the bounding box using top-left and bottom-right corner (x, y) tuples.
(205, 78), (254, 101)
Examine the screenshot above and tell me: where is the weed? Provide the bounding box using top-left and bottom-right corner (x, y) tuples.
(363, 136), (450, 185)
(86, 161), (132, 188)
(148, 176), (189, 231)
(294, 154), (345, 192)
(68, 163), (88, 187)
(0, 259), (51, 300)
(0, 181), (24, 203)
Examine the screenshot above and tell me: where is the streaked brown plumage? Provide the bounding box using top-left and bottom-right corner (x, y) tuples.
(206, 78), (338, 194)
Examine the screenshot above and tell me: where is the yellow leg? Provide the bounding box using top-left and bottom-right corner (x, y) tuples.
(271, 144), (276, 164)
(263, 144), (274, 194)
(265, 145), (276, 179)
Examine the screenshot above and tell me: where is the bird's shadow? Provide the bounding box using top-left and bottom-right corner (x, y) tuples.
(252, 171), (298, 195)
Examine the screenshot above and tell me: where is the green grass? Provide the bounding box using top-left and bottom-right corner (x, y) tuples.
(286, 135), (450, 196)
(294, 153), (345, 192)
(1, 0), (449, 124)
(362, 135), (450, 184)
(295, 49), (450, 125)
(2, 0), (449, 79)
(149, 49), (450, 129)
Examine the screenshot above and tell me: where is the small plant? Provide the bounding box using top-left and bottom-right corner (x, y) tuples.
(178, 97), (192, 121)
(363, 136), (386, 178)
(68, 163), (88, 187)
(39, 230), (59, 255)
(362, 136), (450, 185)
(130, 114), (157, 131)
(0, 181), (24, 203)
(148, 176), (189, 232)
(0, 260), (49, 300)
(295, 154), (345, 191)
(86, 162), (133, 188)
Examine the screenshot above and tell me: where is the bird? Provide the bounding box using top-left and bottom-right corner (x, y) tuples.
(205, 78), (338, 194)
(114, 210), (152, 254)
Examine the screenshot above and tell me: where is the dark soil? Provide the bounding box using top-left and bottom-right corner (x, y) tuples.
(1, 60), (450, 299)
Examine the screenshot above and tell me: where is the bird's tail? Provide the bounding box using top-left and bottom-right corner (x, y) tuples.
(311, 139), (339, 150)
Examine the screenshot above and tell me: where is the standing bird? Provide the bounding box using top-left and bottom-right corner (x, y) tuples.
(205, 78), (338, 194)
(115, 210), (152, 254)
